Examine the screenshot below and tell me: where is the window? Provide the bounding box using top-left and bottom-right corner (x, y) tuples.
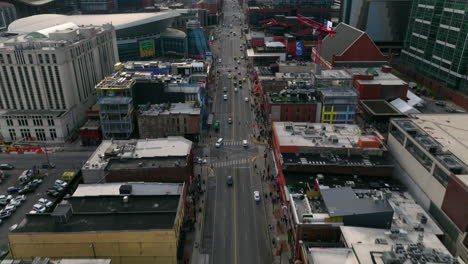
(19, 128), (31, 139)
(5, 116), (13, 126)
(323, 114), (331, 120)
(405, 139), (433, 172)
(52, 54), (57, 64)
(46, 116), (55, 126)
(433, 165), (449, 187)
(49, 129), (57, 140)
(17, 116), (28, 126)
(28, 54), (33, 64)
(390, 124), (406, 144)
(8, 129), (16, 141)
(32, 116), (43, 126)
(38, 54), (43, 64)
(6, 54), (11, 64)
(35, 129), (47, 141)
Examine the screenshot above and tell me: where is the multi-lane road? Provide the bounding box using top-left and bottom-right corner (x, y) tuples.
(200, 0), (272, 263)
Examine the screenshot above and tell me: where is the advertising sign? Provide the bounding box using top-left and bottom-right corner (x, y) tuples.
(139, 39), (155, 57)
(295, 41), (303, 56)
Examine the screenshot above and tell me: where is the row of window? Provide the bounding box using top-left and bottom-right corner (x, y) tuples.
(389, 124), (449, 187)
(0, 53), (57, 65)
(8, 128), (57, 141)
(4, 116), (55, 127)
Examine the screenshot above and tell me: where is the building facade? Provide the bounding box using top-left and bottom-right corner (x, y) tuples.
(0, 2), (16, 31)
(0, 23), (118, 144)
(266, 90), (322, 122)
(388, 115), (468, 261)
(9, 182), (186, 264)
(137, 103), (201, 141)
(318, 88), (358, 124)
(401, 0), (468, 95)
(96, 75), (136, 140)
(341, 0), (411, 54)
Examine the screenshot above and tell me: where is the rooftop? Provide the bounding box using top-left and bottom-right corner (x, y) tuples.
(361, 100), (402, 115)
(321, 187), (393, 217)
(73, 182), (184, 197)
(8, 12), (179, 34)
(306, 248), (358, 264)
(14, 194), (182, 233)
(312, 69), (353, 80)
(0, 258), (111, 264)
(273, 122), (383, 150)
(320, 23), (365, 63)
(318, 87), (358, 98)
(79, 120), (100, 130)
(268, 89), (318, 104)
(340, 226), (462, 264)
(83, 137), (192, 171)
(138, 102), (201, 116)
(95, 76), (136, 90)
(347, 67), (407, 86)
(411, 114), (468, 165)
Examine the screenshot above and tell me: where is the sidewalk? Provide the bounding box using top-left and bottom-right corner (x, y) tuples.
(253, 154), (292, 264)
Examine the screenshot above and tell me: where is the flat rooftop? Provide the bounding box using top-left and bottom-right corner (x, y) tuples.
(73, 182), (184, 197)
(83, 137), (192, 171)
(306, 248), (358, 264)
(361, 100), (402, 115)
(340, 226), (461, 264)
(312, 69), (353, 80)
(282, 152), (392, 168)
(268, 90), (318, 104)
(273, 122), (383, 150)
(95, 76), (136, 90)
(139, 102), (201, 116)
(410, 114), (468, 166)
(347, 67), (406, 86)
(106, 156), (188, 170)
(14, 195), (181, 233)
(321, 187), (393, 217)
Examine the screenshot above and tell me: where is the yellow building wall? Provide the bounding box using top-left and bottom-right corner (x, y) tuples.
(9, 230), (178, 264)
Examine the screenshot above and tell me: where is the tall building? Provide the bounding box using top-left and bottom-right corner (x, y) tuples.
(341, 0), (411, 54)
(4, 0), (77, 17)
(0, 2), (16, 31)
(186, 20), (210, 59)
(96, 75), (136, 140)
(0, 23), (118, 143)
(401, 0), (468, 96)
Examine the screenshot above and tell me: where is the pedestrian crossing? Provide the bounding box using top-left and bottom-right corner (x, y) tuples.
(222, 140), (246, 146)
(211, 158), (250, 168)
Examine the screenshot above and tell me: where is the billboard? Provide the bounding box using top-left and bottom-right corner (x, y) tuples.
(295, 41), (303, 56)
(139, 39), (155, 57)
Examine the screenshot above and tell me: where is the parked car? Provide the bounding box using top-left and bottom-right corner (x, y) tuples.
(14, 195), (26, 202)
(7, 186), (20, 194)
(32, 203), (46, 213)
(46, 189), (59, 197)
(38, 198), (53, 208)
(0, 164), (14, 170)
(0, 210), (11, 219)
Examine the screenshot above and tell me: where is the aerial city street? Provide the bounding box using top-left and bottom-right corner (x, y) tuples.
(0, 0), (467, 264)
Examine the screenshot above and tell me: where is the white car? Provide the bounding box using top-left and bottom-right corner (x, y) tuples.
(32, 203), (46, 213)
(5, 204), (16, 212)
(243, 140), (248, 147)
(215, 138), (224, 148)
(234, 88), (238, 92)
(38, 198), (53, 208)
(223, 94), (228, 101)
(244, 97), (249, 102)
(254, 191), (261, 202)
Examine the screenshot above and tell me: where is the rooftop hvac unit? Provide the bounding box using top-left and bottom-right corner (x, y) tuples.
(51, 203), (73, 224)
(437, 155), (464, 174)
(415, 136), (438, 153)
(398, 120), (417, 135)
(382, 251), (401, 264)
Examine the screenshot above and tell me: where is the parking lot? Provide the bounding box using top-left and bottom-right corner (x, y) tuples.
(0, 151), (92, 253)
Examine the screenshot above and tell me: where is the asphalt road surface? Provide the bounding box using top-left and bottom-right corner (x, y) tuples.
(200, 0), (272, 263)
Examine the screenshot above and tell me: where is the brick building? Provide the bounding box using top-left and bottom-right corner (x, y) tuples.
(81, 137), (193, 184)
(266, 90), (321, 122)
(137, 102), (201, 142)
(318, 23), (388, 69)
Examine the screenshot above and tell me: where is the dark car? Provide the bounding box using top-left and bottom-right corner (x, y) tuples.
(0, 164), (14, 170)
(227, 175), (233, 186)
(41, 163), (56, 169)
(6, 186), (20, 194)
(46, 189), (59, 197)
(0, 211), (11, 219)
(53, 186), (64, 193)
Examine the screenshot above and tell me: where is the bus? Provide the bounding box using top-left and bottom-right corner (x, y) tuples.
(214, 120), (220, 131)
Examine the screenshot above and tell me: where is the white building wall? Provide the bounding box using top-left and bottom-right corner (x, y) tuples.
(0, 25), (118, 143)
(387, 134), (447, 207)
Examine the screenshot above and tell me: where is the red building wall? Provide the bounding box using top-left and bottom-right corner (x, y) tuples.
(272, 104), (318, 123)
(333, 34), (387, 64)
(441, 175), (468, 232)
(251, 38), (265, 48)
